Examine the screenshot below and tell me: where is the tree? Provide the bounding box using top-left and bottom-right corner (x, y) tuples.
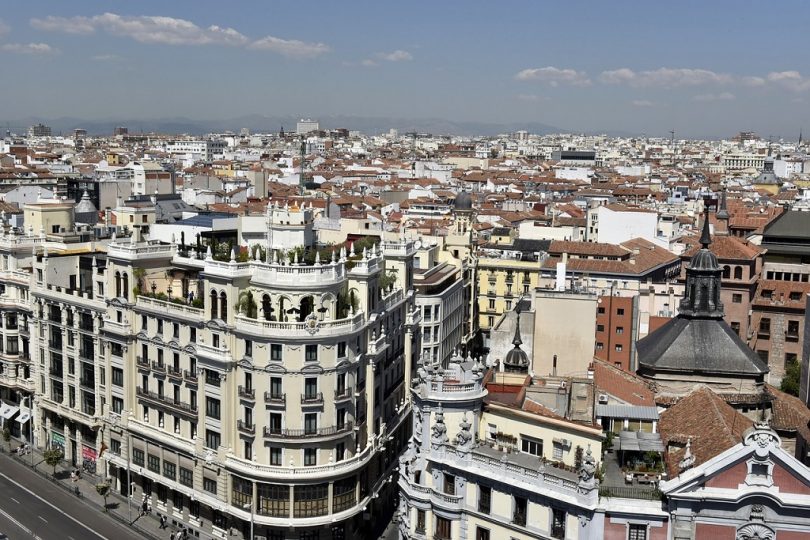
(2, 427), (10, 452)
(96, 482), (111, 511)
(781, 357), (801, 397)
(43, 447), (63, 477)
(236, 290), (258, 318)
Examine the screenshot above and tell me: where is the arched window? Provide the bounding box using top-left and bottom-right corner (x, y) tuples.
(722, 266), (731, 279)
(210, 290), (218, 319)
(122, 273), (129, 301)
(734, 266), (743, 280)
(219, 291), (227, 321)
(299, 296), (314, 322)
(262, 295), (273, 321)
(115, 271), (122, 298)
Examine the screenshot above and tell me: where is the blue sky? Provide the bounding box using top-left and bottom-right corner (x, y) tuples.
(1, 1), (809, 138)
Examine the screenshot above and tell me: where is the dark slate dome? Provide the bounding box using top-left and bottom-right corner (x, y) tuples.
(637, 204), (768, 378)
(454, 191), (472, 211)
(504, 309), (529, 373)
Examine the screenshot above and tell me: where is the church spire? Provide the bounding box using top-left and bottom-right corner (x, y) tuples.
(679, 200), (724, 319)
(512, 307), (523, 347)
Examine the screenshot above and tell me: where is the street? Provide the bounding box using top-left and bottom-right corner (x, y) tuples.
(0, 452), (146, 540)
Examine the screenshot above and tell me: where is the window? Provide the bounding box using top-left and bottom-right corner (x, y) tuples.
(270, 447), (282, 466)
(205, 429), (221, 450)
(596, 324), (605, 332)
(304, 413), (317, 434)
(270, 377), (282, 398)
(787, 320), (800, 337)
(628, 523), (648, 540)
(513, 496), (527, 526)
(163, 461), (176, 481)
(110, 439), (121, 455)
(785, 352), (798, 369)
(551, 508), (566, 539)
(305, 344), (317, 362)
(112, 396), (123, 414)
(304, 377), (318, 399)
(133, 448), (144, 466)
(206, 397), (221, 419)
(597, 307), (605, 314)
(759, 318), (771, 336)
(269, 413), (282, 434)
(304, 448), (317, 466)
(270, 344), (282, 362)
(443, 473), (455, 495)
(179, 467), (193, 487)
(488, 299), (495, 310)
(521, 436), (543, 457)
(435, 517), (452, 539)
(245, 339), (253, 357)
(615, 344), (623, 352)
(596, 342), (604, 350)
(553, 441), (564, 460)
(616, 326), (624, 334)
(734, 266), (743, 280)
(478, 485), (491, 514)
(476, 527), (490, 540)
(205, 369), (220, 386)
(617, 308), (624, 315)
(416, 510), (426, 533)
(732, 293), (743, 303)
(293, 483), (328, 518)
(147, 454), (160, 473)
(337, 341), (347, 358)
(203, 478), (217, 494)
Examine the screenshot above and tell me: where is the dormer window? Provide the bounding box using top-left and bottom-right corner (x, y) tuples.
(761, 290), (773, 299)
(744, 458), (774, 487)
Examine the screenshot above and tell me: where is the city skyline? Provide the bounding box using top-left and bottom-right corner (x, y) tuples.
(1, 1), (810, 139)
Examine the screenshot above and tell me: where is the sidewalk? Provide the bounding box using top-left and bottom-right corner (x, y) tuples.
(1, 439), (183, 540)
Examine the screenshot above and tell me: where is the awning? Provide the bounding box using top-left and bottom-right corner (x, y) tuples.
(15, 410), (30, 424)
(0, 403), (19, 419)
(615, 430), (665, 453)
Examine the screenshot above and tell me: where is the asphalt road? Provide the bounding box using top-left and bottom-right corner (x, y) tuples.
(0, 454), (145, 540)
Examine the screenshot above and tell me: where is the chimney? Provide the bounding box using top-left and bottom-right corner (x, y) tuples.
(552, 354), (558, 377)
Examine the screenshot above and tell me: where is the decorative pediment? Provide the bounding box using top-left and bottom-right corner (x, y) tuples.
(167, 339), (181, 350)
(263, 363), (287, 374)
(301, 363), (325, 374)
(136, 330), (149, 340)
(205, 319), (229, 331)
(183, 345), (196, 355)
(736, 522), (774, 540)
(237, 358), (253, 370)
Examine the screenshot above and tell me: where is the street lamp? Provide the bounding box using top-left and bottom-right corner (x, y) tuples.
(243, 502), (254, 540)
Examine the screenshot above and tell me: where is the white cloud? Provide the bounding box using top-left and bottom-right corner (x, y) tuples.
(517, 94), (547, 102)
(631, 99), (655, 107)
(693, 92), (735, 102)
(0, 19), (10, 36)
(0, 42), (59, 55)
(248, 35), (329, 58)
(740, 76), (766, 87)
(515, 66), (591, 87)
(92, 54), (121, 61)
(31, 12), (249, 46)
(600, 67), (733, 87)
(361, 59), (378, 67)
(766, 71), (810, 92)
(377, 50), (412, 62)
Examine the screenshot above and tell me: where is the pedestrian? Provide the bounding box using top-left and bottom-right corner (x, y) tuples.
(70, 470), (75, 482)
(182, 528), (188, 540)
(160, 515), (167, 529)
(141, 499), (148, 516)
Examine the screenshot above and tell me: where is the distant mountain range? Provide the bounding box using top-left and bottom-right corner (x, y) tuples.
(4, 114), (609, 138)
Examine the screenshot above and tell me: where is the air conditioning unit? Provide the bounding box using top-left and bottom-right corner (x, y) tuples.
(598, 394), (609, 404)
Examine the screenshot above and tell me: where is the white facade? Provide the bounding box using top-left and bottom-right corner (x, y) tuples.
(593, 205), (658, 245)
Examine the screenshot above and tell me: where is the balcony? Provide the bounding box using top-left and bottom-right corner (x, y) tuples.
(183, 369), (198, 384)
(264, 392), (286, 406)
(136, 356), (150, 370)
(237, 420), (255, 435)
(250, 260), (346, 289)
(151, 361), (167, 374)
(135, 295), (204, 321)
(238, 386), (255, 401)
(136, 387), (198, 418)
(301, 392), (324, 406)
(334, 387), (353, 402)
(167, 365), (182, 379)
(262, 421), (353, 440)
(235, 310), (365, 339)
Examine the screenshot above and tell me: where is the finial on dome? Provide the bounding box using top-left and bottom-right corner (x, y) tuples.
(699, 200), (712, 249)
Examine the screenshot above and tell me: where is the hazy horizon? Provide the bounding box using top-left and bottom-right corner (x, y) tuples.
(2, 1), (809, 139)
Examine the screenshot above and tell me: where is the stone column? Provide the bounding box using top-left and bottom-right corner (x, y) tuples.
(365, 360), (376, 441)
